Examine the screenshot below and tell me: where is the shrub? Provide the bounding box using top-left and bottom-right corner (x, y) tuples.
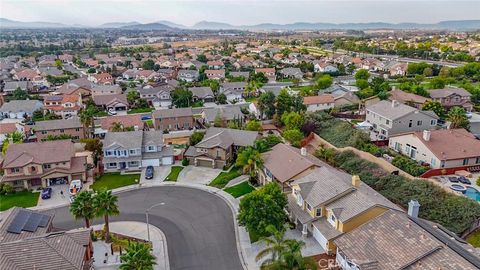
(181, 158), (189, 166)
(0, 183), (15, 195)
(392, 156), (428, 177)
(477, 177), (480, 187)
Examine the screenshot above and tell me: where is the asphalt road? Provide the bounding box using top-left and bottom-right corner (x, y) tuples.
(42, 186), (244, 270)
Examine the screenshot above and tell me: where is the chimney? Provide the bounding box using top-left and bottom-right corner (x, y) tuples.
(391, 100), (398, 108)
(408, 200), (420, 218)
(300, 147), (307, 156)
(352, 175), (361, 187)
(422, 130), (431, 141)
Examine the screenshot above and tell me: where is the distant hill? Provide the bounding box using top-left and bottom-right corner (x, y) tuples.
(191, 21), (236, 30)
(120, 22), (176, 30)
(0, 18), (71, 28)
(98, 21), (140, 28)
(155, 20), (187, 29)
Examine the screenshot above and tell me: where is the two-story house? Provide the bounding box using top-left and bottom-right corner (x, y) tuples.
(31, 117), (85, 141)
(387, 89), (430, 109)
(94, 114), (145, 138)
(366, 100), (439, 140)
(428, 88), (473, 112)
(205, 69), (225, 80)
(102, 130), (174, 172)
(258, 143), (323, 192)
(92, 93), (129, 113)
(220, 82), (247, 103)
(0, 140), (87, 190)
(177, 70), (199, 82)
(0, 100), (43, 120)
(152, 108), (194, 132)
(188, 86), (215, 103)
(184, 127), (258, 169)
(138, 85), (173, 108)
(288, 167), (400, 254)
(43, 94), (83, 119)
(304, 94), (335, 112)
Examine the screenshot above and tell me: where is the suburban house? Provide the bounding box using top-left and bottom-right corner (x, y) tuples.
(258, 143), (323, 192)
(92, 93), (129, 113)
(469, 112), (480, 138)
(3, 81), (33, 94)
(188, 86), (215, 103)
(288, 167), (400, 254)
(0, 140), (87, 190)
(388, 62), (408, 76)
(304, 94), (335, 112)
(43, 94), (83, 119)
(94, 114), (144, 138)
(428, 87), (473, 112)
(278, 67), (303, 79)
(314, 61), (339, 73)
(0, 123), (26, 145)
(91, 85), (122, 96)
(89, 72), (113, 85)
(55, 78), (93, 98)
(0, 100), (43, 119)
(229, 71), (250, 80)
(205, 69), (225, 80)
(388, 89), (430, 109)
(334, 208), (480, 270)
(102, 130), (174, 171)
(389, 129), (480, 169)
(207, 60), (224, 69)
(366, 100), (439, 140)
(198, 105), (246, 126)
(177, 70), (199, 82)
(220, 82), (246, 103)
(184, 127), (258, 169)
(30, 117), (85, 141)
(255, 68), (276, 82)
(138, 85), (173, 108)
(0, 207), (94, 270)
(152, 108), (194, 132)
(332, 91), (360, 108)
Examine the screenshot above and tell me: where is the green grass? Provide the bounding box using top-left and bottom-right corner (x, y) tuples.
(192, 101), (204, 108)
(224, 181), (255, 198)
(127, 108), (154, 114)
(244, 96), (257, 102)
(94, 111), (109, 117)
(91, 172), (140, 191)
(164, 166), (184, 182)
(467, 230), (480, 247)
(144, 119), (154, 127)
(0, 191), (39, 211)
(209, 166), (242, 189)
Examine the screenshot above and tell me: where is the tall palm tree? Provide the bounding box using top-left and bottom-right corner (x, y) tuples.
(236, 147), (263, 178)
(281, 240), (317, 270)
(70, 191), (96, 228)
(255, 225), (289, 265)
(110, 121), (124, 132)
(447, 106), (470, 129)
(120, 242), (156, 270)
(94, 190), (120, 243)
(79, 106), (96, 138)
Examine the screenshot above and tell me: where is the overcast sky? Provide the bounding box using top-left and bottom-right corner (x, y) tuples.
(1, 0), (479, 27)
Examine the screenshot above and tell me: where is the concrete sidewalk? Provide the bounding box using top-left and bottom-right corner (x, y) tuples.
(91, 221), (169, 270)
(224, 175), (249, 188)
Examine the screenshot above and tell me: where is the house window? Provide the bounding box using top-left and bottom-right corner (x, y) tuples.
(41, 130), (47, 134)
(476, 157), (480, 164)
(13, 180), (22, 186)
(75, 128), (80, 131)
(316, 208), (322, 217)
(128, 161), (139, 167)
(417, 120), (422, 126)
(463, 158), (469, 166)
(147, 145), (155, 151)
(386, 119), (390, 125)
(129, 149), (136, 155)
(431, 158), (437, 167)
(306, 203), (312, 211)
(105, 150), (113, 157)
(31, 166), (36, 172)
(394, 142), (401, 151)
(430, 119), (437, 126)
(108, 162), (117, 168)
(43, 164), (51, 169)
(328, 213), (336, 227)
(11, 168), (20, 173)
(60, 129), (64, 133)
(408, 120), (412, 128)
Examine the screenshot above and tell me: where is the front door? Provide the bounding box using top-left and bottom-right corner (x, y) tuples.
(119, 162), (127, 169)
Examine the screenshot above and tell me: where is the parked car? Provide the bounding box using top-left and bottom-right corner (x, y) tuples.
(448, 177), (459, 183)
(458, 176), (471, 185)
(41, 187), (52, 199)
(69, 179), (82, 195)
(145, 166), (154, 179)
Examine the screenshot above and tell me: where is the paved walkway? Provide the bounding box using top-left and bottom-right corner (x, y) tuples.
(91, 221), (169, 270)
(224, 175), (249, 188)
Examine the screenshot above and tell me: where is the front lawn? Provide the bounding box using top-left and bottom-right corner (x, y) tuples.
(224, 181), (255, 198)
(164, 166), (184, 182)
(467, 230), (480, 247)
(91, 172), (140, 191)
(209, 166), (242, 189)
(0, 191), (39, 211)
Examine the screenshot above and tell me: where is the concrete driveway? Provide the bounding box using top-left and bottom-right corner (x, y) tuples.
(140, 166), (171, 184)
(37, 184), (71, 207)
(177, 166), (222, 185)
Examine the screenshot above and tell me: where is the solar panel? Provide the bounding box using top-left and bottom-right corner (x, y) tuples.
(23, 213), (43, 232)
(38, 215), (50, 227)
(6, 210), (31, 234)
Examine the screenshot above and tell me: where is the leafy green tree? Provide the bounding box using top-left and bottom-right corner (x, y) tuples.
(254, 135), (282, 153)
(171, 88), (193, 108)
(256, 225), (289, 266)
(214, 113), (224, 127)
(238, 183), (288, 238)
(422, 100), (446, 119)
(282, 129), (304, 147)
(127, 91), (140, 106)
(217, 93), (227, 104)
(12, 87), (28, 100)
(356, 79), (369, 90)
(245, 120), (262, 131)
(87, 68), (96, 74)
(120, 242), (156, 270)
(429, 77), (446, 89)
(258, 92), (276, 119)
(275, 88), (293, 117)
(291, 94), (306, 113)
(315, 74), (332, 89)
(281, 111), (304, 130)
(236, 147), (263, 177)
(70, 191), (95, 228)
(189, 131), (205, 146)
(2, 131), (24, 154)
(141, 59), (155, 70)
(81, 138), (103, 166)
(354, 69), (370, 80)
(447, 106), (470, 129)
(94, 190), (120, 243)
(196, 54), (208, 63)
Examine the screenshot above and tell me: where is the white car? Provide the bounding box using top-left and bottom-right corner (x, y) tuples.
(69, 180), (82, 195)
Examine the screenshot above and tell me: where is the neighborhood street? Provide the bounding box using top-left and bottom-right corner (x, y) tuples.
(41, 186), (244, 270)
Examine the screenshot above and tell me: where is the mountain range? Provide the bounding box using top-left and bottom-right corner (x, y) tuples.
(1, 18), (479, 30)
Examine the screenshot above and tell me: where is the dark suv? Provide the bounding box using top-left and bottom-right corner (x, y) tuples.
(145, 166), (154, 180)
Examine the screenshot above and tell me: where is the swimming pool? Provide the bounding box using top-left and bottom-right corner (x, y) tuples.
(464, 187), (480, 201)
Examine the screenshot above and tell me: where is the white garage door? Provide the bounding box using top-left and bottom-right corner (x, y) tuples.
(312, 226), (328, 249)
(162, 156), (173, 165)
(142, 159), (160, 167)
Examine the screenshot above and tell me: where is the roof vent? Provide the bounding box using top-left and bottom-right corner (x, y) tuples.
(300, 147), (307, 156)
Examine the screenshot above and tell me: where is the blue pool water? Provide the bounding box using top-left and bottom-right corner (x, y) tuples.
(464, 187), (480, 201)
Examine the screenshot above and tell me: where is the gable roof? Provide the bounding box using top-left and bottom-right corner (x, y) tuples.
(97, 114), (143, 130)
(428, 87), (472, 98)
(103, 130), (143, 149)
(0, 100), (43, 114)
(188, 86), (214, 98)
(32, 117), (82, 131)
(92, 93), (128, 106)
(303, 94), (335, 105)
(3, 140), (74, 168)
(152, 108), (193, 119)
(367, 100), (438, 120)
(389, 89), (430, 105)
(195, 127), (258, 149)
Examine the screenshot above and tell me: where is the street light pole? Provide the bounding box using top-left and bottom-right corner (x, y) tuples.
(145, 202), (165, 242)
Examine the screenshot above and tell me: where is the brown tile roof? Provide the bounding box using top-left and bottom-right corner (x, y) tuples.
(98, 114), (144, 130)
(2, 140), (75, 168)
(389, 89), (430, 105)
(0, 123), (18, 134)
(0, 207), (53, 243)
(262, 143), (324, 183)
(334, 210), (479, 270)
(152, 108), (193, 119)
(428, 87), (472, 98)
(303, 94), (334, 105)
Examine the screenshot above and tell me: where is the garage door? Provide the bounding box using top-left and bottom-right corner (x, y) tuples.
(312, 226), (328, 249)
(162, 156), (173, 165)
(142, 159), (160, 167)
(197, 159), (213, 168)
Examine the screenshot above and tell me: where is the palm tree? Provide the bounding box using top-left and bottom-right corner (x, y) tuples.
(94, 190), (120, 243)
(70, 191), (96, 228)
(236, 147), (263, 178)
(2, 131), (24, 154)
(120, 242), (156, 270)
(281, 240), (317, 270)
(110, 121), (124, 132)
(256, 225), (289, 265)
(447, 106), (470, 129)
(79, 106), (96, 138)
